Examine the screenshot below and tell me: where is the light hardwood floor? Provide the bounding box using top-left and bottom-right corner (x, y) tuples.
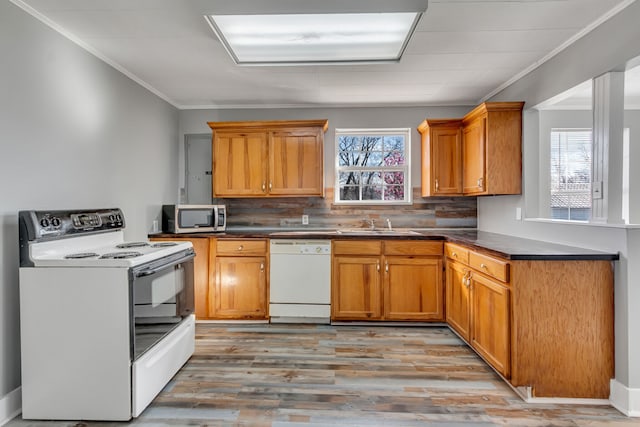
(7, 324), (639, 426)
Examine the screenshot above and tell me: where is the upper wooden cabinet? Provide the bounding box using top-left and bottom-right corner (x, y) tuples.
(208, 120), (328, 198)
(418, 102), (524, 196)
(417, 119), (463, 197)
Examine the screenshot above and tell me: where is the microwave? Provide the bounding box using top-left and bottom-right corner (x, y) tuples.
(162, 204), (226, 233)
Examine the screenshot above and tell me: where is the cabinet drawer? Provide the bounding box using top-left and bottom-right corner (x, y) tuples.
(216, 239), (267, 256)
(384, 241), (443, 256)
(469, 251), (509, 283)
(445, 243), (469, 264)
(333, 240), (382, 256)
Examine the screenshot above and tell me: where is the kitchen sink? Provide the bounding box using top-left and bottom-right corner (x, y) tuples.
(336, 229), (421, 236)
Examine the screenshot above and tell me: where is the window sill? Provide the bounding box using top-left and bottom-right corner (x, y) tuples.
(524, 217), (640, 229)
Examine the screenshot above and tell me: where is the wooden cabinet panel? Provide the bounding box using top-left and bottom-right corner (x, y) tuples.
(209, 120), (328, 198)
(384, 240), (442, 256)
(216, 239), (267, 256)
(384, 256), (443, 321)
(470, 272), (511, 378)
(270, 128), (324, 196)
(444, 243), (469, 264)
(418, 119), (463, 197)
(462, 117), (486, 195)
(469, 251), (509, 283)
(333, 240), (382, 256)
(213, 256), (267, 319)
(331, 255), (382, 320)
(213, 132), (268, 196)
(445, 260), (471, 341)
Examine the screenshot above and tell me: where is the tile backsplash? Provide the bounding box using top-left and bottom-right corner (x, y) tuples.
(216, 188), (476, 229)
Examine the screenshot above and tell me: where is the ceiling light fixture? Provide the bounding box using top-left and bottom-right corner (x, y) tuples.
(204, 1), (427, 66)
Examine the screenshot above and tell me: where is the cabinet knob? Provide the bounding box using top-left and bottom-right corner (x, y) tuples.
(477, 177), (484, 189)
(260, 263), (264, 272)
(261, 182), (266, 192)
(435, 178), (439, 192)
(452, 252), (457, 258)
(269, 181), (273, 190)
(385, 262), (389, 273)
(238, 245), (244, 251)
(480, 263), (487, 269)
(377, 262), (380, 272)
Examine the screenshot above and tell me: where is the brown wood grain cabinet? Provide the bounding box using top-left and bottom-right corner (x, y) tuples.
(332, 240), (444, 321)
(418, 102), (524, 197)
(444, 242), (614, 399)
(210, 238), (269, 319)
(150, 236), (210, 319)
(417, 119), (463, 196)
(208, 120), (328, 198)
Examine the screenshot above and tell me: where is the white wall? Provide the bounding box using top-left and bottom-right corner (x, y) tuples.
(0, 1), (179, 421)
(483, 0), (640, 414)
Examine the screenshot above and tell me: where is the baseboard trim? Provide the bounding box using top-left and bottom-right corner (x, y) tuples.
(610, 379), (640, 417)
(0, 387), (21, 426)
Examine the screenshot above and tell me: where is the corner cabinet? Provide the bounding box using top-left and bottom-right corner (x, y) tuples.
(444, 242), (614, 399)
(332, 240), (444, 322)
(418, 102), (524, 196)
(208, 120), (328, 198)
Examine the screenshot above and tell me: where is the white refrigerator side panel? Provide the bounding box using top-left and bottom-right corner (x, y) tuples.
(19, 268), (132, 421)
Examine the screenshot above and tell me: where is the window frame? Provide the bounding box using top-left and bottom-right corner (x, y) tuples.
(334, 128), (412, 205)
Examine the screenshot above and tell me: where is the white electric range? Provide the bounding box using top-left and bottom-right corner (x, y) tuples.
(18, 208), (196, 421)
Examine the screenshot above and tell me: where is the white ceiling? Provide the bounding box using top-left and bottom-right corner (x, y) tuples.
(12, 0), (634, 109)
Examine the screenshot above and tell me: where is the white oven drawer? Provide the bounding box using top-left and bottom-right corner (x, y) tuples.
(132, 314), (195, 417)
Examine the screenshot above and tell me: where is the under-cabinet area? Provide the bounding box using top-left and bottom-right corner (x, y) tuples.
(151, 231), (616, 401)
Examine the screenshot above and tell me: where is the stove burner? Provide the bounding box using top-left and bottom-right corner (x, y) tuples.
(100, 251), (143, 259)
(151, 242), (178, 248)
(116, 242), (149, 249)
(64, 252), (99, 259)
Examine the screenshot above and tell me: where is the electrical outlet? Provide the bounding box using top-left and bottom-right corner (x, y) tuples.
(515, 207), (522, 221)
(302, 214), (309, 225)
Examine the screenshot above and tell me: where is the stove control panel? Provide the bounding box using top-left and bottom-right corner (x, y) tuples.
(19, 208), (125, 242)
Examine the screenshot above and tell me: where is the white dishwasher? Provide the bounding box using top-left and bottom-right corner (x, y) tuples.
(269, 239), (331, 323)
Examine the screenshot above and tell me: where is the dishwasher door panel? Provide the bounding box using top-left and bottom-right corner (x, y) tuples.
(269, 252), (331, 304)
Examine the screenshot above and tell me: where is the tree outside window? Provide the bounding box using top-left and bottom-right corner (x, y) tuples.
(335, 129), (411, 204)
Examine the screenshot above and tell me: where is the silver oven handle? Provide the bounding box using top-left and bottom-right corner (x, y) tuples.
(133, 251), (194, 278)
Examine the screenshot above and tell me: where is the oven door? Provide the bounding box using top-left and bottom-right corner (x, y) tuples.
(129, 249), (195, 360)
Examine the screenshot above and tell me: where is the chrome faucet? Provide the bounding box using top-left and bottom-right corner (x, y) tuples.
(386, 218), (392, 231)
(367, 219), (376, 229)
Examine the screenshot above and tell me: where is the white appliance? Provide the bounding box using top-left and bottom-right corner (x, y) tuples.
(269, 239), (331, 323)
(18, 208), (196, 421)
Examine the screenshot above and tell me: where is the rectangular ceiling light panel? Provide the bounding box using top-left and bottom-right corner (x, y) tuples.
(206, 13), (421, 65)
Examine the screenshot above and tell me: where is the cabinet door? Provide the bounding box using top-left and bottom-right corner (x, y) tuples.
(462, 117), (486, 195)
(445, 260), (471, 341)
(332, 256), (382, 320)
(470, 272), (510, 377)
(384, 256), (443, 321)
(269, 128), (324, 196)
(213, 256), (267, 319)
(431, 127), (462, 195)
(213, 131), (268, 197)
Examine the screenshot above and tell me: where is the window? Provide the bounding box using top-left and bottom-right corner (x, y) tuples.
(549, 129), (592, 220)
(335, 128), (411, 204)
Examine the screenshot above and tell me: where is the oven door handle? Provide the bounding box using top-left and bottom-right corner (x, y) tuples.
(133, 251), (195, 278)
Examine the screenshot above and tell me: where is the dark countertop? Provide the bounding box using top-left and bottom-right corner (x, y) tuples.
(149, 228), (619, 261)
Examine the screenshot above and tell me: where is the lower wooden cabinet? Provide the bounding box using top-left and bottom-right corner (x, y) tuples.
(150, 236), (210, 319)
(469, 272), (510, 377)
(332, 240), (444, 321)
(444, 242), (614, 399)
(211, 238), (268, 319)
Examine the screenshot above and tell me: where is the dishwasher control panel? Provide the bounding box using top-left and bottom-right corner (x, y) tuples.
(269, 240), (331, 255)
